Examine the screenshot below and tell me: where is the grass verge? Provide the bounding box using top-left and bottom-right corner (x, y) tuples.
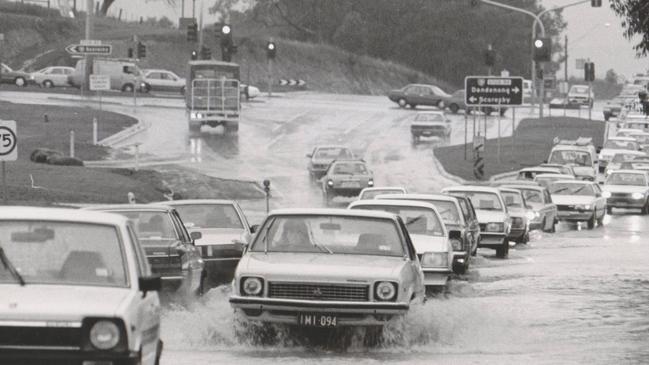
(435, 117), (606, 181)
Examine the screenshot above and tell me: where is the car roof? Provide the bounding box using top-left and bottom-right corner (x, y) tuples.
(83, 204), (174, 212)
(608, 169), (648, 175)
(607, 136), (637, 141)
(520, 167), (561, 172)
(360, 187), (406, 192)
(269, 208), (399, 220)
(612, 150), (646, 156)
(496, 184), (545, 191)
(535, 173), (575, 179)
(349, 199), (441, 211)
(331, 159), (366, 164)
(443, 185), (502, 194)
(150, 199), (236, 206)
(314, 145), (350, 150)
(0, 206), (128, 225)
(144, 69), (174, 73)
(551, 180), (592, 185)
(376, 193), (459, 203)
(491, 180), (541, 187)
(498, 187), (523, 194)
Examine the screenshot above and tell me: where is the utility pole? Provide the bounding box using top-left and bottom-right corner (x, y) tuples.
(181, 0), (185, 18)
(83, 0), (93, 95)
(564, 35), (568, 83)
(192, 0), (196, 19)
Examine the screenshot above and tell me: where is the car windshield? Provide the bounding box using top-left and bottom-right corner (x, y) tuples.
(332, 162), (368, 175)
(0, 221), (128, 287)
(449, 191), (503, 211)
(173, 204), (243, 229)
(606, 173), (647, 186)
(431, 85), (450, 97)
(360, 189), (404, 199)
(414, 113), (445, 122)
(250, 215), (405, 257)
(630, 134), (649, 144)
(549, 183), (595, 196)
(604, 140), (638, 150)
(315, 147), (353, 160)
(548, 150), (592, 166)
(352, 205), (444, 236)
(501, 191), (524, 208)
(622, 161), (649, 169)
(521, 189), (544, 204)
(426, 200), (461, 224)
(612, 153), (643, 163)
(570, 86), (588, 94)
(626, 122), (649, 130)
(109, 211), (177, 242)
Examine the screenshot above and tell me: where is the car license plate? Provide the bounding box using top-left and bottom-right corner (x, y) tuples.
(297, 313), (338, 328)
(341, 181), (360, 188)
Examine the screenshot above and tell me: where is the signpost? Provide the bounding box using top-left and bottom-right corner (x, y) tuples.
(473, 134), (485, 180)
(0, 120), (17, 203)
(65, 42), (112, 56)
(90, 74), (110, 110)
(465, 76), (524, 106)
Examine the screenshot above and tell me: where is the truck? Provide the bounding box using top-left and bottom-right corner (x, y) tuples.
(186, 60), (241, 134)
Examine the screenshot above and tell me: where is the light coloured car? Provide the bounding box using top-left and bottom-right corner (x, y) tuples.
(152, 199), (255, 288)
(627, 131), (649, 152)
(499, 188), (530, 244)
(547, 138), (598, 181)
(375, 193), (480, 275)
(517, 166), (562, 180)
(230, 209), (425, 329)
(306, 145), (356, 180)
(549, 180), (607, 229)
(410, 111), (452, 143)
(442, 186), (511, 258)
(495, 184), (557, 233)
(538, 163), (577, 177)
(605, 151), (647, 176)
(619, 116), (649, 132)
(615, 128), (645, 138)
(321, 159), (374, 205)
(534, 173), (576, 189)
(602, 170), (649, 214)
(348, 199), (453, 290)
(241, 83), (260, 99)
(142, 69), (186, 94)
(358, 186), (407, 200)
(567, 84), (594, 107)
(599, 137), (640, 172)
(0, 207), (162, 364)
(30, 66), (74, 88)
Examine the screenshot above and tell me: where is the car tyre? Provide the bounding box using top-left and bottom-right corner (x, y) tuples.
(122, 83), (134, 92)
(449, 103), (460, 114)
(180, 86), (186, 96)
(495, 239), (509, 258)
(642, 202), (649, 215)
(453, 261), (468, 275)
(436, 100), (445, 109)
(517, 232), (529, 244)
(397, 98), (407, 108)
(607, 206), (613, 215)
(411, 134), (419, 145)
(14, 77), (26, 87)
(154, 340), (163, 365)
(587, 214), (596, 229)
(549, 218), (557, 233)
(597, 213), (605, 226)
(43, 80), (54, 88)
(409, 104), (417, 109)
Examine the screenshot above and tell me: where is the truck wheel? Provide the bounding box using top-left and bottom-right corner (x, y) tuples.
(495, 239), (509, 258)
(226, 124), (239, 134)
(14, 77), (26, 87)
(397, 98), (407, 108)
(122, 83), (134, 92)
(154, 340), (163, 365)
(449, 104), (459, 114)
(587, 214), (596, 229)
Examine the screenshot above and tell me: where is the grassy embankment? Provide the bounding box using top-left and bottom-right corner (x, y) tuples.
(435, 117), (606, 181)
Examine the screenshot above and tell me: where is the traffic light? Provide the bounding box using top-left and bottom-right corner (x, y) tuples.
(136, 42), (146, 58)
(220, 24), (234, 62)
(585, 62), (595, 82)
(127, 48), (133, 58)
(267, 41), (276, 60)
(591, 0), (602, 7)
(533, 37), (552, 62)
(200, 46), (211, 60)
(187, 23), (198, 42)
(190, 50), (198, 60)
(484, 45), (495, 67)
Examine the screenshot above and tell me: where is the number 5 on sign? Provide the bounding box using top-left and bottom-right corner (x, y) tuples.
(0, 120), (17, 161)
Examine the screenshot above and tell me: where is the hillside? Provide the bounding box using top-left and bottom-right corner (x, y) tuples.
(0, 9), (453, 95)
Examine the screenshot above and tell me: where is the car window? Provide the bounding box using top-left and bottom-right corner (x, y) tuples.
(51, 68), (63, 75)
(549, 183), (595, 196)
(436, 200), (463, 224)
(606, 173), (647, 186)
(414, 113), (445, 122)
(404, 86), (418, 94)
(351, 205), (445, 237)
(333, 162), (368, 175)
(251, 215), (405, 257)
(315, 147), (353, 159)
(604, 140), (638, 150)
(548, 150), (592, 166)
(0, 221), (128, 287)
(449, 191), (503, 211)
(173, 204), (244, 229)
(612, 153), (642, 163)
(170, 211), (191, 243)
(127, 225), (150, 276)
(501, 191), (524, 208)
(360, 189), (404, 200)
(109, 211), (178, 242)
(521, 189), (543, 204)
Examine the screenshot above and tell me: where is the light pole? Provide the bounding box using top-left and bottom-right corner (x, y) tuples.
(481, 0), (592, 119)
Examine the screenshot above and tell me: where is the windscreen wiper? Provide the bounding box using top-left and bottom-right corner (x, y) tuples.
(0, 245), (25, 286)
(263, 218), (276, 255)
(311, 239), (333, 254)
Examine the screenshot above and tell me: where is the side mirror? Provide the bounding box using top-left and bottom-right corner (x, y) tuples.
(542, 159), (548, 163)
(250, 224), (259, 234)
(139, 275), (161, 294)
(190, 231), (202, 240)
(122, 66), (132, 74)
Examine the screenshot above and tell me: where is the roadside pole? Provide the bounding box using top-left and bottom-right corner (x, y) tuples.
(588, 82), (592, 121)
(2, 161), (6, 204)
(133, 75), (137, 113)
(464, 112), (468, 160)
(267, 58), (273, 98)
(497, 101), (502, 164)
(472, 108), (477, 159)
(82, 0), (93, 97)
(92, 117), (98, 145)
(512, 107), (516, 156)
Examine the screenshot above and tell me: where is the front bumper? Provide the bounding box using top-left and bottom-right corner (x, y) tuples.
(230, 296), (409, 326)
(411, 126), (448, 137)
(479, 232), (507, 247)
(606, 197), (645, 209)
(327, 187), (365, 197)
(557, 210), (594, 221)
(0, 349), (140, 365)
(507, 227), (527, 240)
(422, 268), (451, 287)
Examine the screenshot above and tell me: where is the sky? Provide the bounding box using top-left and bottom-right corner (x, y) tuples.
(75, 0), (647, 80)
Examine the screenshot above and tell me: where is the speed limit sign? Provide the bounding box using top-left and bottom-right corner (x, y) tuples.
(0, 120), (17, 161)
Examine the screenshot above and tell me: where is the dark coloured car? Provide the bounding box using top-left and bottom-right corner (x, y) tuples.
(84, 204), (206, 298)
(322, 159), (374, 205)
(154, 199), (255, 288)
(1, 63), (33, 87)
(446, 89), (507, 116)
(388, 83), (452, 109)
(306, 145), (355, 180)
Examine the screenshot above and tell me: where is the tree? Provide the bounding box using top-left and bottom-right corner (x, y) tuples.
(98, 0), (177, 17)
(605, 69), (619, 84)
(610, 0), (649, 56)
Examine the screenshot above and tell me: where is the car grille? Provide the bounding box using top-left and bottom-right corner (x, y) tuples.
(268, 282), (369, 302)
(610, 193), (631, 198)
(0, 325), (82, 349)
(200, 245), (243, 258)
(557, 204), (574, 211)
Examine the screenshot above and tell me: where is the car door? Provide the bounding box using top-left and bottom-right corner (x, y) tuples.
(396, 217), (425, 300)
(455, 198), (472, 255)
(158, 72), (176, 91)
(592, 183), (606, 217)
(170, 210), (203, 286)
(542, 188), (557, 229)
(461, 197), (480, 253)
(233, 202), (253, 242)
(50, 68), (67, 86)
(145, 72), (162, 90)
(126, 224), (161, 365)
(403, 85), (421, 105)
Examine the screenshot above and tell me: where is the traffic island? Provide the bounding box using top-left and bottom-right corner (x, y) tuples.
(434, 117), (606, 181)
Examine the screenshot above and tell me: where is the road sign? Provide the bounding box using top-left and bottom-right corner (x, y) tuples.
(558, 81), (569, 94)
(473, 135), (485, 152)
(465, 76), (524, 106)
(80, 39), (102, 46)
(89, 74), (110, 91)
(279, 79), (306, 87)
(500, 69), (510, 77)
(0, 120), (17, 161)
(66, 43), (112, 56)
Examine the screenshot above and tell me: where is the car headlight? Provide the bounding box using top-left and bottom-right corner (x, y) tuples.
(576, 204), (592, 210)
(632, 192), (645, 199)
(449, 238), (462, 251)
(327, 179), (334, 187)
(368, 179), (374, 186)
(241, 277), (263, 296)
(374, 281), (397, 301)
(420, 252), (448, 268)
(525, 211), (538, 221)
(89, 321), (120, 350)
(602, 191), (612, 198)
(190, 112), (203, 119)
(486, 222), (504, 232)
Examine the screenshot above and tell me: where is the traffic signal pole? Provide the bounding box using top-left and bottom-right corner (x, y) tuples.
(82, 0), (93, 96)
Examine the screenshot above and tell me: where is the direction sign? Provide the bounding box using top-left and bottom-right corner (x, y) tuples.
(0, 120), (17, 161)
(66, 44), (112, 56)
(90, 74), (110, 91)
(465, 76), (524, 106)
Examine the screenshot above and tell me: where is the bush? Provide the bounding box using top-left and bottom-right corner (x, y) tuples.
(0, 2), (60, 18)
